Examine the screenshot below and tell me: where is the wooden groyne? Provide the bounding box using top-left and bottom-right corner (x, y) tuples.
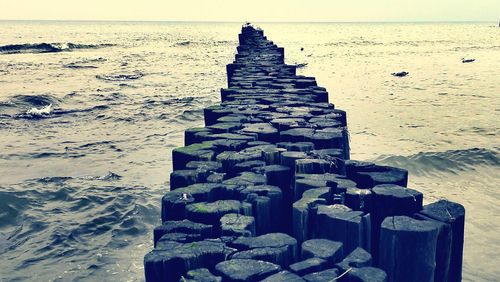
(144, 24), (465, 282)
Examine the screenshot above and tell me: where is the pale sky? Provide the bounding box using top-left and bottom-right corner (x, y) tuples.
(1, 0), (499, 22)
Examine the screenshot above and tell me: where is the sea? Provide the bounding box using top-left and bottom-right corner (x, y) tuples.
(0, 21), (498, 281)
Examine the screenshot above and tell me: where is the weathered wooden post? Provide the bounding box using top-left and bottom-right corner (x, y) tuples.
(143, 24), (464, 282)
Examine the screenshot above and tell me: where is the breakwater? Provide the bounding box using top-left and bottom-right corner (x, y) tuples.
(143, 24), (465, 282)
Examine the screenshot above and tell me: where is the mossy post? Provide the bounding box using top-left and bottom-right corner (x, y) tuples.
(143, 24), (465, 282)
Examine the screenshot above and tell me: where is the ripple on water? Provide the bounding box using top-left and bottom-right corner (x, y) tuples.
(0, 174), (159, 281)
(374, 147), (500, 177)
(96, 72), (144, 82)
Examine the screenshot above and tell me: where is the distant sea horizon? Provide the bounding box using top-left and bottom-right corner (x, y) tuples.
(0, 19), (497, 23)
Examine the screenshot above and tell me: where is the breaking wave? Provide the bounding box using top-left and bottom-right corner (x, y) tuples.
(0, 43), (114, 55)
(0, 94), (111, 120)
(25, 104), (52, 117)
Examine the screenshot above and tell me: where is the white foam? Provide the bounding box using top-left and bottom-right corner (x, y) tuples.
(26, 104), (52, 116)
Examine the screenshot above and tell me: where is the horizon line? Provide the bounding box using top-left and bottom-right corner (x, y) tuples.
(0, 19), (497, 23)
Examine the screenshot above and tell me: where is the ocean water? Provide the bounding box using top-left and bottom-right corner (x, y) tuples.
(0, 21), (498, 281)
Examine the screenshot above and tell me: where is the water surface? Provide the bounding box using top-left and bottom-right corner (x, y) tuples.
(0, 21), (498, 281)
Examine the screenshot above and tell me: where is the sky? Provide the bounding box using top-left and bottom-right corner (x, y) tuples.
(1, 0), (499, 22)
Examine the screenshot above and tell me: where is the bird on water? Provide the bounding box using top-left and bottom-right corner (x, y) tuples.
(462, 58), (475, 63)
(391, 71), (409, 77)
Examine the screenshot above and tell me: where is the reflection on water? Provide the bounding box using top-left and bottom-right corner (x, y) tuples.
(0, 21), (498, 281)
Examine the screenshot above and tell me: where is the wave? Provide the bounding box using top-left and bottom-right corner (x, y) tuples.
(171, 40), (235, 47)
(4, 94), (60, 107)
(295, 63), (308, 69)
(451, 45), (500, 52)
(0, 94), (59, 118)
(63, 57), (107, 69)
(324, 39), (383, 47)
(35, 172), (121, 182)
(55, 104), (109, 115)
(64, 64), (98, 69)
(0, 42), (114, 55)
(0, 175), (157, 280)
(25, 104), (52, 117)
(36, 176), (74, 183)
(2, 139), (119, 159)
(144, 96), (195, 106)
(0, 191), (31, 229)
(176, 109), (203, 121)
(98, 171), (122, 181)
(9, 104), (109, 120)
(373, 147), (500, 176)
(172, 41), (191, 47)
(96, 72), (144, 81)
